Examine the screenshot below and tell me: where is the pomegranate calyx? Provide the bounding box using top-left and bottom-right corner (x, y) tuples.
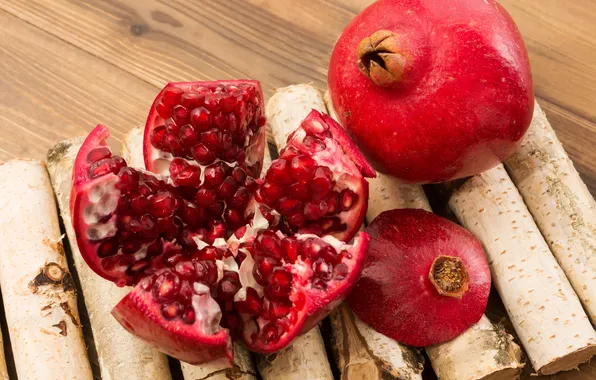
(428, 255), (470, 299)
(357, 30), (406, 87)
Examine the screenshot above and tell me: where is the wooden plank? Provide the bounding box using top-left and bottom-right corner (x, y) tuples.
(0, 9), (157, 161)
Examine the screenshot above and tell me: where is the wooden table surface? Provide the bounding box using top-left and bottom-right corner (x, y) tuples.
(0, 1), (595, 379)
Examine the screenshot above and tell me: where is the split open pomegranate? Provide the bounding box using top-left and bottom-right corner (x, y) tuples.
(70, 81), (372, 364)
(347, 209), (490, 347)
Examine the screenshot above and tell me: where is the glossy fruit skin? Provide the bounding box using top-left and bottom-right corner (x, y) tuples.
(328, 0), (534, 184)
(347, 209), (491, 347)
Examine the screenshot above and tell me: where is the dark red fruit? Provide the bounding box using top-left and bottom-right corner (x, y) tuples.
(347, 209), (491, 347)
(328, 0), (534, 183)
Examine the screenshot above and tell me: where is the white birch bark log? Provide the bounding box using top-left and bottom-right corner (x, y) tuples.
(0, 323), (8, 380)
(0, 159), (93, 380)
(448, 165), (596, 375)
(325, 89), (522, 380)
(47, 139), (173, 380)
(504, 102), (596, 325)
(121, 127), (257, 380)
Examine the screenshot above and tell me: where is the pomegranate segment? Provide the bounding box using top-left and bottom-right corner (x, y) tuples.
(259, 110), (375, 242)
(144, 81), (266, 179)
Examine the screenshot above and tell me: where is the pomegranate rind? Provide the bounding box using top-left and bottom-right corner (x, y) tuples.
(70, 124), (110, 214)
(244, 231), (370, 353)
(347, 209), (490, 347)
(112, 286), (232, 365)
(143, 80), (266, 176)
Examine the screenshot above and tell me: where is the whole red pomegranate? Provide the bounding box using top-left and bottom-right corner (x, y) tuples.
(70, 81), (373, 364)
(328, 0), (534, 183)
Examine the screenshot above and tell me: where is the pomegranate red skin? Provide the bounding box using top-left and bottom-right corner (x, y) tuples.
(328, 0), (534, 183)
(347, 209), (491, 347)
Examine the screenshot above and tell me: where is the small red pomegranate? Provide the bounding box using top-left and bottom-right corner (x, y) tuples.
(328, 0), (534, 183)
(347, 209), (491, 346)
(70, 81), (374, 364)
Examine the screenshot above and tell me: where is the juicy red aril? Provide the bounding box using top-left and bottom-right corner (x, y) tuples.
(190, 107), (211, 131)
(278, 198), (303, 216)
(194, 260), (218, 285)
(179, 125), (199, 147)
(201, 129), (221, 151)
(218, 272), (241, 301)
(253, 257), (280, 286)
(268, 301), (291, 319)
(234, 287), (262, 316)
(204, 164), (227, 187)
(265, 270), (292, 301)
(172, 105), (190, 126)
(153, 272), (181, 302)
(182, 307), (196, 324)
(255, 231), (282, 259)
(303, 135), (326, 152)
(262, 323), (280, 344)
(260, 182), (283, 204)
(310, 167), (333, 200)
(191, 144), (215, 164)
(87, 147), (111, 163)
(151, 126), (168, 149)
(195, 188), (217, 206)
(174, 261), (196, 281)
(340, 189), (358, 211)
(281, 237), (299, 263)
(149, 192), (176, 217)
(266, 159), (293, 185)
(290, 155), (317, 181)
(219, 177), (238, 199)
(118, 168), (139, 191)
(304, 201), (328, 221)
(162, 302), (183, 320)
(97, 239), (118, 258)
(176, 166), (202, 187)
(313, 259), (333, 281)
(88, 156), (127, 179)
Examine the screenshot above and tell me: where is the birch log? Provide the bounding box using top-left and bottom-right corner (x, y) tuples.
(0, 326), (8, 380)
(504, 102), (596, 325)
(121, 127), (257, 380)
(448, 165), (596, 375)
(256, 84), (336, 380)
(47, 139), (173, 380)
(325, 90), (523, 380)
(0, 160), (93, 380)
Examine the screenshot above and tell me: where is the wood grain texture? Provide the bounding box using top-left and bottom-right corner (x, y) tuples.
(0, 0), (595, 379)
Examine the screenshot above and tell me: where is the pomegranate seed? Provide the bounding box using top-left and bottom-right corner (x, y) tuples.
(189, 143), (214, 165)
(87, 147), (111, 163)
(165, 118), (181, 136)
(218, 271), (241, 301)
(268, 300), (291, 319)
(266, 159), (293, 185)
(176, 166), (202, 187)
(172, 105), (189, 126)
(312, 259), (333, 280)
(174, 261), (196, 281)
(181, 92), (205, 109)
(204, 163), (227, 187)
(161, 302), (183, 320)
(139, 277), (154, 291)
(180, 202), (205, 227)
(88, 158), (113, 179)
(231, 167), (246, 183)
(257, 116), (267, 127)
(221, 312), (243, 336)
(325, 192), (340, 214)
(302, 238), (327, 260)
(182, 307), (196, 324)
(230, 187), (250, 209)
(162, 251), (184, 267)
(287, 213), (305, 228)
(121, 240), (141, 254)
(97, 239), (118, 258)
(157, 216), (181, 240)
(260, 182), (283, 204)
(289, 155), (317, 181)
(153, 272), (181, 302)
(190, 107), (211, 131)
(334, 263), (349, 281)
(340, 189), (358, 211)
(266, 270), (292, 301)
(162, 87), (184, 105)
(221, 95), (237, 113)
(304, 200), (328, 221)
(288, 181), (310, 201)
(207, 221), (226, 242)
(163, 134), (181, 156)
(128, 259), (149, 273)
(151, 126), (168, 149)
(203, 96), (219, 112)
(169, 158), (187, 178)
(149, 192), (175, 217)
(255, 231), (282, 259)
(219, 177), (238, 199)
(196, 246), (221, 261)
(195, 187), (217, 206)
(194, 260), (218, 285)
(179, 124), (199, 147)
(253, 257), (280, 286)
(224, 208), (244, 228)
(117, 168), (139, 192)
(312, 278), (327, 290)
(281, 237), (300, 263)
(303, 135), (326, 152)
(208, 201), (225, 218)
(262, 323), (280, 344)
(156, 101), (173, 119)
(178, 282), (194, 303)
(139, 214), (158, 238)
(101, 257), (118, 271)
(278, 198), (303, 216)
(234, 287), (262, 316)
(200, 129), (221, 151)
(310, 167), (333, 200)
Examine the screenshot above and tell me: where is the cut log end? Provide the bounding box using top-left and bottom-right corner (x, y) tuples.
(539, 344), (596, 376)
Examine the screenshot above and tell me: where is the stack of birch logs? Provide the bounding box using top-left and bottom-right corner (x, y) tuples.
(0, 83), (593, 380)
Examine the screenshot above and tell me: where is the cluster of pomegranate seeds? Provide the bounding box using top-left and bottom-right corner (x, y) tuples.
(257, 146), (358, 237)
(148, 82), (266, 177)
